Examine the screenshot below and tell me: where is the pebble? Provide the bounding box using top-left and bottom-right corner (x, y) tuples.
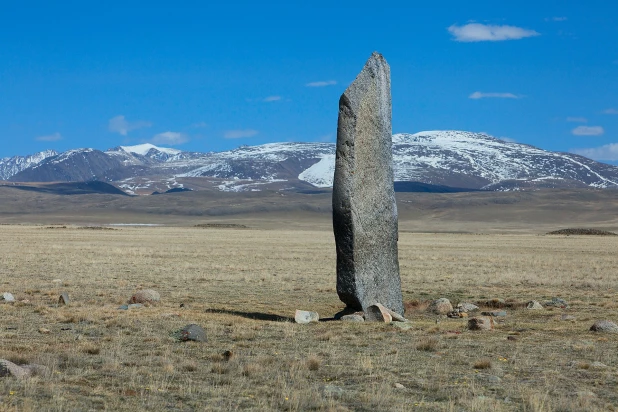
(294, 310), (319, 324)
(58, 292), (69, 305)
(391, 321), (413, 331)
(428, 298), (453, 315)
(177, 324), (207, 342)
(481, 311), (507, 317)
(526, 300), (543, 310)
(2, 293), (15, 302)
(340, 314), (364, 322)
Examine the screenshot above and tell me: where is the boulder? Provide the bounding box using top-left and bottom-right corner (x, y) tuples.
(332, 52), (403, 316)
(590, 320), (618, 333)
(58, 292), (69, 305)
(456, 302), (479, 313)
(128, 289), (160, 304)
(428, 298), (453, 315)
(468, 317), (494, 331)
(364, 303), (393, 322)
(340, 314), (365, 322)
(294, 310), (319, 324)
(526, 300), (543, 310)
(0, 360), (30, 379)
(177, 324), (207, 342)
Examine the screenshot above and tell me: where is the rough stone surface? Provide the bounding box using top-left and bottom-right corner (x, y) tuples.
(177, 324), (207, 342)
(457, 302), (479, 313)
(58, 292), (69, 305)
(365, 303), (393, 322)
(0, 360), (30, 379)
(526, 300), (543, 310)
(129, 289), (160, 304)
(468, 317), (494, 331)
(481, 311), (507, 317)
(545, 297), (569, 308)
(590, 320), (618, 333)
(295, 310), (319, 324)
(332, 52), (403, 316)
(429, 298), (453, 315)
(340, 314), (365, 322)
(2, 293), (15, 302)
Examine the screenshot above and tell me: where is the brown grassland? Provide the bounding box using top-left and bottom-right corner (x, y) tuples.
(1, 220), (618, 411)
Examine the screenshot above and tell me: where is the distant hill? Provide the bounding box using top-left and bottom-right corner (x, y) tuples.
(3, 131), (618, 194)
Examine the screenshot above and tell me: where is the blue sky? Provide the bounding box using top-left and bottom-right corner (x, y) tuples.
(2, 1), (618, 162)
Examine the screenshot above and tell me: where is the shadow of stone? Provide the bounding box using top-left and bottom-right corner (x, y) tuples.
(204, 308), (293, 322)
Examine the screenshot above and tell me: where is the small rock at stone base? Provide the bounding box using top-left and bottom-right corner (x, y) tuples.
(526, 300), (543, 310)
(590, 320), (618, 333)
(428, 298), (453, 315)
(38, 328), (51, 334)
(481, 311), (507, 317)
(295, 310), (319, 324)
(561, 314), (576, 321)
(468, 317), (494, 331)
(456, 302), (479, 313)
(394, 382), (405, 389)
(0, 360), (30, 379)
(2, 293), (15, 302)
(320, 384), (344, 398)
(340, 314), (365, 322)
(177, 324), (206, 342)
(128, 289), (160, 304)
(58, 292), (69, 305)
(365, 304), (393, 322)
(391, 321), (413, 331)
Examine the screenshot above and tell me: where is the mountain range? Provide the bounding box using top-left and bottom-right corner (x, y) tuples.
(2, 131), (618, 195)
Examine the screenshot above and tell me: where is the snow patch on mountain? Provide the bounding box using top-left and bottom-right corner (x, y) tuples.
(0, 150), (58, 179)
(119, 143), (181, 156)
(298, 154), (336, 187)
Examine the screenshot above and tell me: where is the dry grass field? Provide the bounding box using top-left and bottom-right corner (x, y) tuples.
(1, 224), (618, 411)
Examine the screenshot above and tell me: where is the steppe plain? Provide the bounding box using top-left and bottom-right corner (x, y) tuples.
(1, 185), (618, 411)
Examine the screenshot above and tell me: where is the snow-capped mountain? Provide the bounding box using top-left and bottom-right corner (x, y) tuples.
(4, 131), (618, 193)
(0, 150), (58, 180)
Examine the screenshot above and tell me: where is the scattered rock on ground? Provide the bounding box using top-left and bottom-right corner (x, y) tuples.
(468, 317), (494, 331)
(340, 314), (364, 322)
(38, 328), (51, 334)
(481, 311), (507, 317)
(176, 324), (207, 342)
(0, 360), (30, 379)
(545, 297), (569, 308)
(58, 292), (69, 305)
(295, 310), (319, 324)
(589, 361), (608, 370)
(590, 320), (618, 333)
(526, 300), (543, 310)
(457, 302), (479, 313)
(391, 321), (413, 331)
(2, 293), (15, 302)
(128, 289), (160, 305)
(428, 298), (453, 315)
(394, 382), (405, 389)
(561, 314), (576, 321)
(118, 303), (144, 310)
(365, 303), (393, 322)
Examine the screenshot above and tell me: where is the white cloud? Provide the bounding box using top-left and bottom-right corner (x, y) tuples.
(571, 144), (618, 161)
(572, 126), (605, 136)
(546, 17), (568, 22)
(224, 129), (258, 139)
(108, 115), (152, 136)
(150, 131), (188, 145)
(499, 136), (517, 143)
(566, 117), (587, 123)
(35, 132), (62, 142)
(603, 108), (618, 114)
(306, 80), (337, 87)
(263, 96), (282, 102)
(469, 91), (520, 99)
(448, 23), (540, 42)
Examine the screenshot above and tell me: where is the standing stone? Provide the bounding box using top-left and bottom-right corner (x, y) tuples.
(333, 52), (403, 316)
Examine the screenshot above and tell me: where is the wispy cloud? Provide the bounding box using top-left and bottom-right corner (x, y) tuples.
(469, 91), (521, 99)
(571, 144), (618, 161)
(603, 108), (618, 114)
(306, 80), (337, 87)
(566, 117), (588, 123)
(35, 132), (62, 142)
(150, 131), (188, 145)
(546, 17), (568, 22)
(449, 23), (540, 42)
(499, 136), (517, 143)
(572, 126), (604, 136)
(263, 96), (282, 102)
(316, 134), (334, 142)
(108, 115), (152, 136)
(224, 129), (258, 139)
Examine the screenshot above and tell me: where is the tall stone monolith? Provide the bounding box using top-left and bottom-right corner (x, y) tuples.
(332, 52), (404, 316)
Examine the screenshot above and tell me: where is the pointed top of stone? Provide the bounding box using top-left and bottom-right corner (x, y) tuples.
(341, 52), (391, 115)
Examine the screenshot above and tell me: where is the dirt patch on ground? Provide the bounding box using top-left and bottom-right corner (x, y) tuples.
(546, 228), (617, 236)
(194, 223), (248, 229)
